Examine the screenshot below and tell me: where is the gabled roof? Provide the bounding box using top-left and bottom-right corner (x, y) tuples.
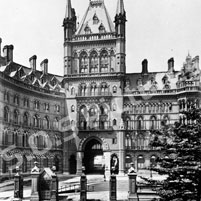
(76, 0), (115, 35)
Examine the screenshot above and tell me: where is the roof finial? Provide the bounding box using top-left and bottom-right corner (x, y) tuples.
(116, 0), (125, 15)
(65, 0), (72, 19)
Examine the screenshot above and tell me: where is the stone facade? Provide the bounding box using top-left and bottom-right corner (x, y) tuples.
(0, 0), (200, 176)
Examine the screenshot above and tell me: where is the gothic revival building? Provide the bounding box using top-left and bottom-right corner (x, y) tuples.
(0, 0), (200, 176)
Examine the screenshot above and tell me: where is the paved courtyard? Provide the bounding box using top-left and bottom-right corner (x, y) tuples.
(0, 171), (164, 201)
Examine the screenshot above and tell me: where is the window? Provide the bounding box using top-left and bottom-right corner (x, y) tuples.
(84, 24), (91, 34)
(137, 117), (143, 130)
(44, 103), (50, 111)
(112, 138), (117, 144)
(80, 52), (88, 73)
(113, 86), (117, 93)
(43, 116), (50, 129)
(90, 51), (98, 73)
(71, 105), (75, 112)
(23, 112), (29, 126)
(53, 118), (59, 130)
(33, 115), (40, 128)
(24, 98), (29, 108)
(4, 91), (9, 102)
(100, 51), (108, 72)
(113, 119), (117, 126)
(71, 87), (75, 95)
(93, 13), (99, 24)
(13, 110), (19, 124)
(99, 23), (105, 33)
(137, 155), (145, 169)
(150, 116), (157, 130)
(4, 107), (9, 122)
(34, 100), (40, 110)
(112, 104), (116, 111)
(14, 95), (20, 105)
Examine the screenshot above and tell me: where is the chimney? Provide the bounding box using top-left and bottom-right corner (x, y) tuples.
(3, 45), (14, 63)
(168, 57), (174, 72)
(142, 59), (148, 74)
(29, 55), (37, 71)
(0, 38), (2, 56)
(192, 56), (199, 70)
(40, 59), (48, 74)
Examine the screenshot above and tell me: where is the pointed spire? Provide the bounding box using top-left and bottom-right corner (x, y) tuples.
(116, 0), (125, 15)
(65, 0), (72, 19)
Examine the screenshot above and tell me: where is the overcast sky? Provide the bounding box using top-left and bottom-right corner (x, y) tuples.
(0, 0), (201, 75)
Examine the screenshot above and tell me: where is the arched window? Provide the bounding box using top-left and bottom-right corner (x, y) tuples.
(150, 116), (157, 130)
(4, 107), (9, 122)
(79, 105), (87, 130)
(79, 83), (87, 96)
(99, 105), (109, 129)
(53, 118), (59, 130)
(71, 87), (75, 95)
(23, 112), (29, 126)
(150, 155), (157, 167)
(137, 117), (143, 130)
(33, 115), (40, 128)
(100, 50), (108, 73)
(13, 109), (19, 124)
(90, 83), (97, 96)
(80, 52), (88, 73)
(113, 119), (117, 126)
(43, 116), (50, 129)
(113, 86), (117, 93)
(100, 83), (108, 95)
(71, 105), (75, 112)
(137, 155), (145, 169)
(90, 51), (98, 73)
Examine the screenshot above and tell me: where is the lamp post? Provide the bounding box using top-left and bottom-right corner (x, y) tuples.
(150, 162), (152, 179)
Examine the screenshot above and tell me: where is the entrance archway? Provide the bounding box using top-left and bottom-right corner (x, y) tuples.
(83, 139), (104, 174)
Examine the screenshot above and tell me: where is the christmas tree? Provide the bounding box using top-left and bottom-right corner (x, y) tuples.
(148, 107), (201, 201)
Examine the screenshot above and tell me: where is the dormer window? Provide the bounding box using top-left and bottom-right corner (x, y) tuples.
(84, 23), (91, 34)
(99, 23), (105, 33)
(93, 13), (99, 24)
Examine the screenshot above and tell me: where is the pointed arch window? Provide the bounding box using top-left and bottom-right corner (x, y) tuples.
(137, 116), (143, 130)
(4, 107), (9, 122)
(13, 109), (19, 124)
(90, 51), (98, 73)
(84, 24), (91, 34)
(80, 52), (88, 74)
(43, 116), (50, 129)
(150, 116), (157, 130)
(99, 23), (105, 33)
(33, 114), (40, 128)
(100, 51), (109, 73)
(93, 13), (99, 24)
(23, 112), (29, 126)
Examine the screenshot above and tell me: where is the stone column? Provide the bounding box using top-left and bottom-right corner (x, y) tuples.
(118, 130), (125, 175)
(13, 166), (23, 201)
(80, 167), (87, 201)
(109, 171), (117, 201)
(51, 166), (58, 201)
(76, 151), (83, 175)
(128, 173), (139, 201)
(30, 161), (40, 201)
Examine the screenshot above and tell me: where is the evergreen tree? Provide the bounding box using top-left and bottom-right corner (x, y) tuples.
(148, 107), (201, 201)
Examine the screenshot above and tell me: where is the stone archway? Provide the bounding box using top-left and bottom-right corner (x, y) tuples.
(83, 138), (104, 174)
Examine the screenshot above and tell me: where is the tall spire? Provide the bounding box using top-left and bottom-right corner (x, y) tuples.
(65, 0), (72, 19)
(116, 0), (125, 15)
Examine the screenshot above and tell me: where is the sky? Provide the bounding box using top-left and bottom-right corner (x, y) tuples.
(1, 0), (201, 76)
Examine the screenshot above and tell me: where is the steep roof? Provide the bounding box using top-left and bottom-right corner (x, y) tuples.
(76, 0), (115, 35)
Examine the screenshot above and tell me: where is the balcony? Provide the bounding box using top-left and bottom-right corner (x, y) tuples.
(125, 146), (155, 151)
(76, 91), (112, 98)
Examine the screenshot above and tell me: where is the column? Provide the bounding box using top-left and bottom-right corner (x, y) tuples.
(30, 161), (40, 201)
(118, 131), (125, 175)
(76, 151), (83, 175)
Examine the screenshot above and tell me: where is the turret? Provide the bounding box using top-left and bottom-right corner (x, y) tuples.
(63, 0), (77, 76)
(114, 0), (126, 73)
(63, 0), (77, 41)
(114, 0), (126, 38)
